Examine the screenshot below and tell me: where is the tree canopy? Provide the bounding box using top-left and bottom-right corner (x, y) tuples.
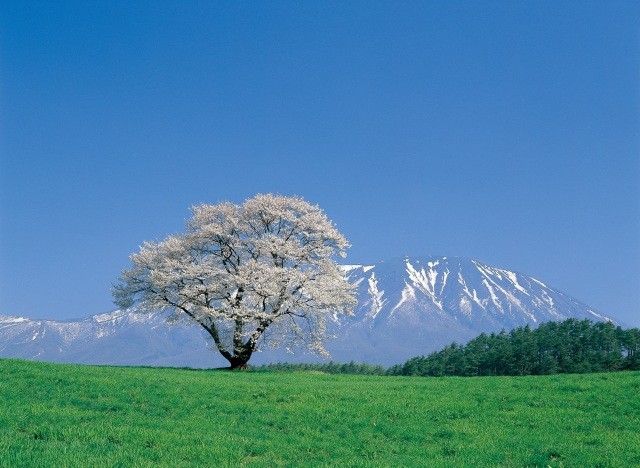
(113, 194), (357, 369)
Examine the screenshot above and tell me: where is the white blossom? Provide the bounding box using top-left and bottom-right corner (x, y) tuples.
(113, 194), (357, 368)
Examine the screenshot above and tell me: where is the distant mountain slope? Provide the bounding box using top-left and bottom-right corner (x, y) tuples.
(333, 256), (613, 363)
(0, 311), (218, 367)
(0, 256), (615, 367)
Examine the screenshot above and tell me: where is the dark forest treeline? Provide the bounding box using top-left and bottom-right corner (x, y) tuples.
(387, 319), (640, 377)
(251, 319), (639, 377)
(251, 361), (387, 375)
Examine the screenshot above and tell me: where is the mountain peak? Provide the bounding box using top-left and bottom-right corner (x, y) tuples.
(344, 255), (613, 327)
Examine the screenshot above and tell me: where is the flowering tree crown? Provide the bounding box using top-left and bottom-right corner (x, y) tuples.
(113, 194), (356, 367)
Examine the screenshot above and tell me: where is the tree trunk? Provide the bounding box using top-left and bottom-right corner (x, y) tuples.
(194, 317), (253, 370)
(226, 353), (251, 370)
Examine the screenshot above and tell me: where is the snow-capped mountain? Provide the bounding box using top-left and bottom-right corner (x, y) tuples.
(0, 310), (217, 367)
(0, 256), (615, 367)
(334, 256), (613, 364)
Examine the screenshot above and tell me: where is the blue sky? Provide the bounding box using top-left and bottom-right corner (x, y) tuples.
(1, 1), (639, 326)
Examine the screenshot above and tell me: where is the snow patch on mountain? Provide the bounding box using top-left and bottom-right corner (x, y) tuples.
(366, 272), (387, 319)
(390, 283), (417, 317)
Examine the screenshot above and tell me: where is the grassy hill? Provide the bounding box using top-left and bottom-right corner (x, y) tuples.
(1, 359), (638, 466)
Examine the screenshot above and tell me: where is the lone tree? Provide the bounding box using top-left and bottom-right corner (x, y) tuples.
(113, 194), (357, 369)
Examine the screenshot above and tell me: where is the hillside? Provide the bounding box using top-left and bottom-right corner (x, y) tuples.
(1, 359), (639, 466)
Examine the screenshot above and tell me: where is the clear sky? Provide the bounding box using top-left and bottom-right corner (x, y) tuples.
(1, 1), (639, 326)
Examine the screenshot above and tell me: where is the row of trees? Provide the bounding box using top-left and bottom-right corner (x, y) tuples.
(388, 319), (640, 377)
(247, 319), (640, 377)
(252, 361), (387, 375)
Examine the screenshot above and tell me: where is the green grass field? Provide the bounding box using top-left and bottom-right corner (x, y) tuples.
(1, 359), (638, 467)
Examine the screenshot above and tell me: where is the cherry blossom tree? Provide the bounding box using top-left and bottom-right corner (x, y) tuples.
(113, 194), (357, 369)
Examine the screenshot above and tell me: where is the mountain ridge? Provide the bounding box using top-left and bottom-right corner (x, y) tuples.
(0, 255), (616, 366)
